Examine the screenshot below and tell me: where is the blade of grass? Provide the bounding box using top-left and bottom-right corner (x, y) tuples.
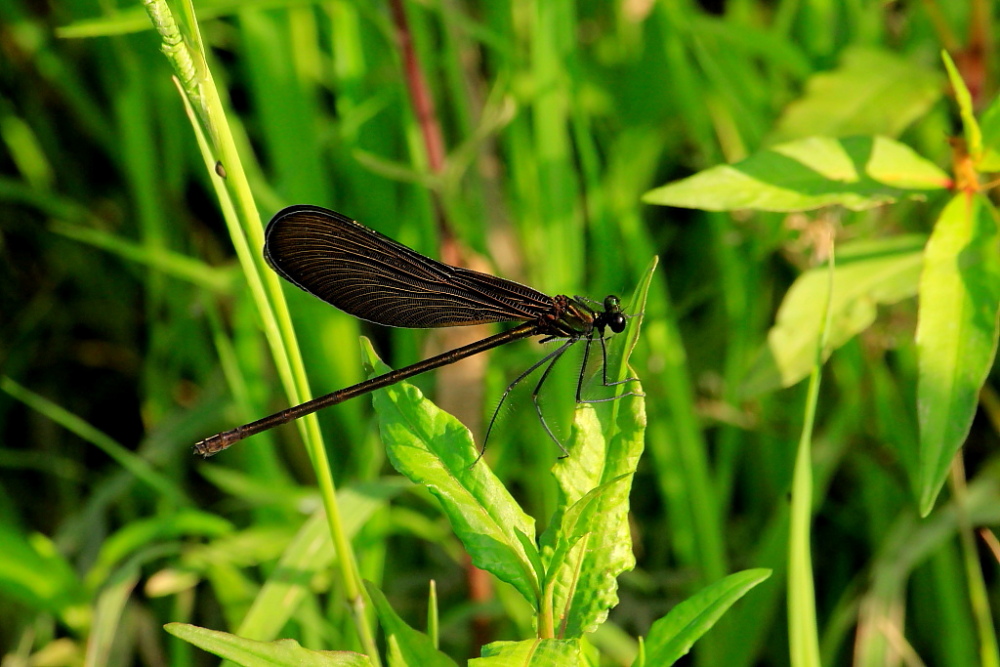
(787, 237), (833, 667)
(0, 376), (188, 506)
(141, 1), (379, 662)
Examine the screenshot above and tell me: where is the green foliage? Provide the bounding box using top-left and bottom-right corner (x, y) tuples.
(916, 194), (1000, 514)
(164, 623), (372, 666)
(639, 569), (772, 667)
(2, 0), (999, 666)
(741, 235), (926, 396)
(643, 136), (950, 212)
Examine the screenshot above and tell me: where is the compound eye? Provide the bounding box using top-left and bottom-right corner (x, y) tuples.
(609, 313), (627, 333)
(604, 295), (620, 312)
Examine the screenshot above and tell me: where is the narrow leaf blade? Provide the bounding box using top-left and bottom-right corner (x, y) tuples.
(365, 582), (458, 667)
(640, 569), (771, 667)
(163, 623), (372, 666)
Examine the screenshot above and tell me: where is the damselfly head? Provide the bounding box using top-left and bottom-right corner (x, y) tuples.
(602, 295), (627, 333)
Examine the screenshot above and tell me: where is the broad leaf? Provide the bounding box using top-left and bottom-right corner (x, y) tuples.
(470, 639), (582, 665)
(545, 473), (636, 637)
(540, 259), (655, 637)
(917, 193), (1000, 514)
(770, 46), (942, 142)
(741, 235), (926, 396)
(363, 342), (540, 606)
(643, 136), (949, 213)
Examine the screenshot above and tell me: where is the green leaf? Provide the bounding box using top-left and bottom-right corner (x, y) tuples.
(163, 623), (371, 666)
(365, 582), (458, 667)
(0, 524), (89, 631)
(554, 256), (656, 501)
(363, 341), (540, 606)
(89, 564), (140, 667)
(917, 193), (1000, 514)
(236, 481), (408, 641)
(977, 92), (1000, 171)
(545, 474), (636, 638)
(643, 136), (950, 213)
(50, 220), (235, 293)
(941, 51), (983, 163)
(639, 569), (771, 667)
(470, 639), (582, 665)
(540, 259), (655, 638)
(741, 235), (926, 396)
(770, 46), (943, 142)
(88, 509), (234, 587)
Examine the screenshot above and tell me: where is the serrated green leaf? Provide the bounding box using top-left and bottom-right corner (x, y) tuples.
(471, 639), (582, 665)
(365, 582), (458, 667)
(539, 260), (654, 638)
(363, 341), (540, 606)
(643, 136), (949, 213)
(639, 569), (771, 667)
(741, 235), (926, 396)
(164, 622), (371, 666)
(549, 257), (655, 502)
(917, 193), (1000, 514)
(770, 46), (943, 142)
(546, 474), (636, 637)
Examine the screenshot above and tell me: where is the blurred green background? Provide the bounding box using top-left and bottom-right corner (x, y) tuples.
(1, 0), (996, 665)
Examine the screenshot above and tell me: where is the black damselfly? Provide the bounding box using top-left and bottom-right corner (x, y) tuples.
(195, 205), (639, 456)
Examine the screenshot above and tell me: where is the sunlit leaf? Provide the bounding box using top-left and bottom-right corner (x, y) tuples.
(916, 193), (1000, 514)
(643, 136), (949, 213)
(742, 235), (926, 396)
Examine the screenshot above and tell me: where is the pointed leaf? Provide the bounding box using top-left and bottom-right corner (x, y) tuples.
(640, 569), (771, 667)
(917, 193), (1000, 514)
(546, 474), (636, 637)
(363, 342), (540, 606)
(164, 623), (371, 666)
(741, 235), (926, 396)
(365, 582), (458, 667)
(643, 136), (949, 213)
(942, 51), (983, 163)
(770, 46), (942, 142)
(539, 260), (654, 637)
(471, 639), (582, 665)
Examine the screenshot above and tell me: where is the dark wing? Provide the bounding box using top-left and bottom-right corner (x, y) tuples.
(264, 205), (555, 328)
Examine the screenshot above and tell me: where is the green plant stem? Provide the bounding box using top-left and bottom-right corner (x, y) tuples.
(142, 1), (380, 663)
(950, 457), (1000, 667)
(787, 243), (833, 667)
